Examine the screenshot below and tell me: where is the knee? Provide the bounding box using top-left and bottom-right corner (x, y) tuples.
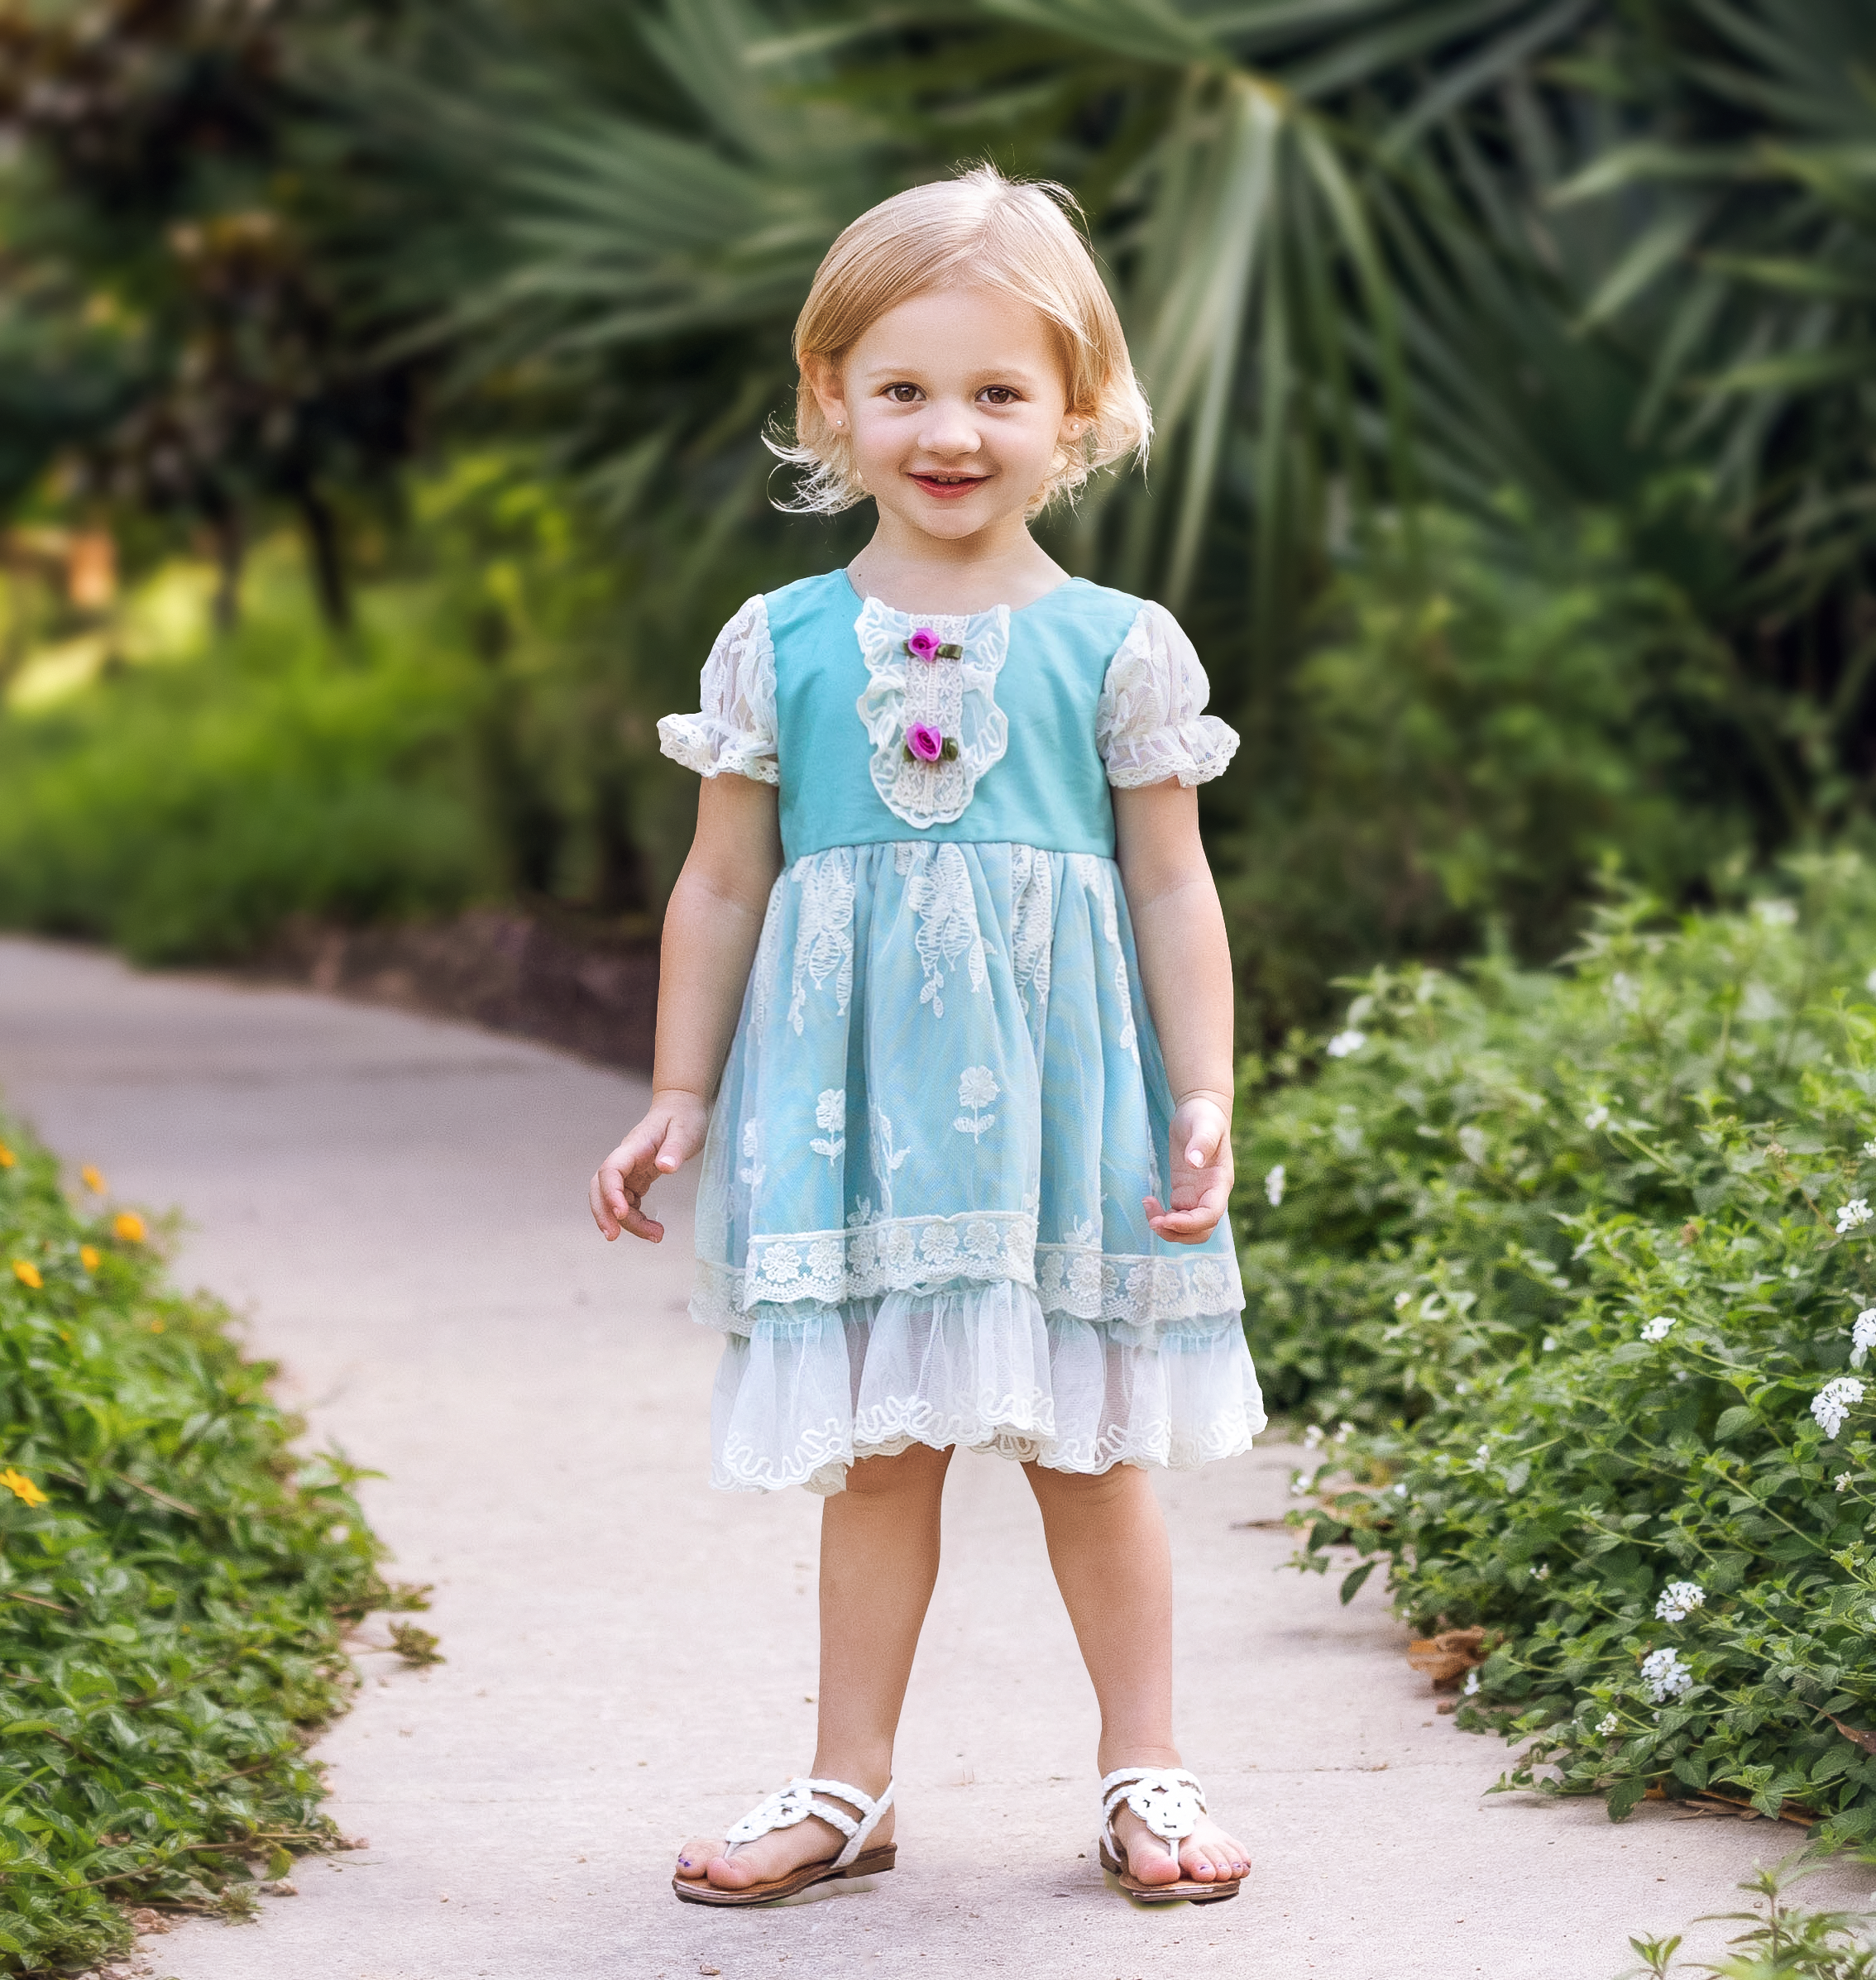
(842, 1443), (952, 1500)
(1027, 1461), (1141, 1515)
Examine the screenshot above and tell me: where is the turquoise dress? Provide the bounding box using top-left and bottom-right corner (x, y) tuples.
(659, 570), (1266, 1493)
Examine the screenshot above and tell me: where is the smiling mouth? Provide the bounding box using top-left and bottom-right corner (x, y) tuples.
(908, 471), (987, 497)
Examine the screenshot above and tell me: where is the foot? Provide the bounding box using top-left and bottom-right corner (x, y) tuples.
(675, 1787), (893, 1893)
(1108, 1801), (1249, 1887)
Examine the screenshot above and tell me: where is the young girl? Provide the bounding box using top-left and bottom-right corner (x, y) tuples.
(589, 165), (1265, 1909)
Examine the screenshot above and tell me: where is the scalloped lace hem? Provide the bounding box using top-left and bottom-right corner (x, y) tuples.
(690, 1229), (1243, 1328)
(706, 1284), (1265, 1494)
(656, 712), (781, 786)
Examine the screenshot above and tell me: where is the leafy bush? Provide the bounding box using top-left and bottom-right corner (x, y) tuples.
(0, 561), (502, 964)
(1214, 506), (1753, 1040)
(1623, 1847), (1876, 1979)
(1234, 854), (1876, 1840)
(0, 1115), (396, 1973)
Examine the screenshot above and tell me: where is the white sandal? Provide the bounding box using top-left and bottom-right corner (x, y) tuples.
(672, 1775), (897, 1906)
(1098, 1767), (1243, 1905)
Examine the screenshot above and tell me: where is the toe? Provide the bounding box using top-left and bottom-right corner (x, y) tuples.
(705, 1851), (758, 1891)
(1181, 1844), (1217, 1881)
(674, 1836), (720, 1883)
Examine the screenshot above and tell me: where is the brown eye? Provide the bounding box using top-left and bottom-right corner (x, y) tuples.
(980, 386), (1017, 405)
(885, 383), (921, 403)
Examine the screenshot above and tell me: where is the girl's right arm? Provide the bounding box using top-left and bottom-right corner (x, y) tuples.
(588, 772), (782, 1241)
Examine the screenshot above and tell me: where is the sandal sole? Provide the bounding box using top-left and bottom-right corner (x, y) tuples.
(672, 1844), (897, 1907)
(1098, 1842), (1242, 1906)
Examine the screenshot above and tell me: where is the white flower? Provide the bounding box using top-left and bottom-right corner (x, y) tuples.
(1596, 1712), (1620, 1736)
(1837, 1472), (1854, 1493)
(1654, 1581), (1706, 1624)
(1541, 1336), (1557, 1351)
(1325, 1030), (1366, 1059)
(1303, 1423), (1325, 1449)
(1640, 1648), (1693, 1702)
(1839, 1198), (1874, 1235)
(1394, 1483), (1408, 1497)
(1753, 898), (1797, 926)
(814, 1089), (845, 1133)
(1335, 1420), (1355, 1443)
(957, 1065), (999, 1112)
(1265, 1163), (1286, 1208)
(1864, 1140), (1876, 1158)
(1530, 1562), (1549, 1581)
(1867, 967), (1876, 995)
(1393, 1290), (1410, 1310)
(1812, 1375), (1866, 1440)
(1640, 1314), (1677, 1343)
(1476, 1443), (1491, 1461)
(1462, 1669), (1481, 1696)
(1584, 1105), (1610, 1131)
(1851, 1309), (1876, 1369)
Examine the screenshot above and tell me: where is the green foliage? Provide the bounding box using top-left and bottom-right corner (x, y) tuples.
(1621, 1848), (1876, 1979)
(0, 1114), (395, 1973)
(0, 546), (502, 964)
(1233, 855), (1876, 1839)
(1217, 505), (1750, 1036)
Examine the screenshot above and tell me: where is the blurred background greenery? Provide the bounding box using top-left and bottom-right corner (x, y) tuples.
(1, 0), (1871, 1044)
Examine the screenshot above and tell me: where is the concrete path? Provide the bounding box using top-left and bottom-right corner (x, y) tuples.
(1, 934), (1864, 1980)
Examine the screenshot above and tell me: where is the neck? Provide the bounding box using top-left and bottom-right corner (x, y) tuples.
(849, 511), (1069, 615)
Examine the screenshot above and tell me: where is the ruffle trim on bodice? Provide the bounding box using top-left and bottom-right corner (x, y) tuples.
(854, 597), (1010, 829)
(710, 1284), (1266, 1494)
(691, 1228), (1245, 1332)
(657, 593), (780, 786)
(1095, 601), (1240, 788)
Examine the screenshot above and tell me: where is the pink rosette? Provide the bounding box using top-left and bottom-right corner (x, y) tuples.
(906, 627), (941, 662)
(905, 722), (944, 763)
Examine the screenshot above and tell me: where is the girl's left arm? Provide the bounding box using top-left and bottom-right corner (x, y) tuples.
(1113, 779), (1234, 1243)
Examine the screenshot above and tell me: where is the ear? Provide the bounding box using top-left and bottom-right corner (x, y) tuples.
(804, 354), (848, 432)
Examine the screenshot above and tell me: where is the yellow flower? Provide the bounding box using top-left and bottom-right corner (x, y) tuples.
(79, 1246), (99, 1272)
(11, 1260), (41, 1290)
(149, 1319), (165, 1335)
(0, 1145), (14, 1169)
(80, 1165), (105, 1193)
(0, 1468), (47, 1508)
(112, 1212), (146, 1244)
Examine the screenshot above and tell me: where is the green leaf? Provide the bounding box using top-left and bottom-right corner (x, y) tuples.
(1606, 1776), (1649, 1821)
(1339, 1560), (1378, 1605)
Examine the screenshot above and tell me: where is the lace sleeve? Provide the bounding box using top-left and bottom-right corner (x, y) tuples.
(1094, 601), (1239, 789)
(657, 595), (779, 785)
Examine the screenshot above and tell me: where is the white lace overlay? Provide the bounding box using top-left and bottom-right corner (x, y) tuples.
(692, 1211), (1039, 1319)
(1073, 854), (1142, 1073)
(1010, 846), (1054, 1015)
(787, 848), (854, 1035)
(692, 1227), (1242, 1332)
(709, 1284), (1266, 1494)
(658, 593), (780, 784)
(1095, 601), (1239, 789)
(854, 598), (1010, 828)
(901, 841), (993, 1016)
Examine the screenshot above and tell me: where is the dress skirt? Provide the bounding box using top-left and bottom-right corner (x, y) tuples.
(692, 839), (1266, 1494)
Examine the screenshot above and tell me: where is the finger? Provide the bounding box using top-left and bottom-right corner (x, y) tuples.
(588, 1173), (620, 1241)
(653, 1112), (708, 1174)
(1142, 1194), (1167, 1222)
(616, 1195), (665, 1242)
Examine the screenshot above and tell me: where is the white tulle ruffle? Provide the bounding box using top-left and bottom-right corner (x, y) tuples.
(709, 1279), (1266, 1495)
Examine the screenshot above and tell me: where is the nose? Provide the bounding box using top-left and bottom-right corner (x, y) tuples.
(916, 397), (982, 458)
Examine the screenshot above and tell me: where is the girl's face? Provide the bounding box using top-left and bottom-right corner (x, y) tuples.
(811, 285), (1086, 543)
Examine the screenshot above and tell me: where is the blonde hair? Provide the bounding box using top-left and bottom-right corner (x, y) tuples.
(773, 164), (1151, 516)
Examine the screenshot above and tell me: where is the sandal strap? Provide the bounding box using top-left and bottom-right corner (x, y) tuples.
(723, 1775), (895, 1872)
(1099, 1767), (1208, 1877)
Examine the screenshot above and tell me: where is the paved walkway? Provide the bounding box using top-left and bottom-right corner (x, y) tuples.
(0, 935), (1861, 1980)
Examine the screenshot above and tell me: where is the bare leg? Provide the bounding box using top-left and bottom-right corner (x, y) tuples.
(1022, 1461), (1250, 1886)
(677, 1442), (952, 1890)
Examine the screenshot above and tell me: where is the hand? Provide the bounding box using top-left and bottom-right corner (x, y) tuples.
(589, 1088), (711, 1242)
(1144, 1093), (1233, 1245)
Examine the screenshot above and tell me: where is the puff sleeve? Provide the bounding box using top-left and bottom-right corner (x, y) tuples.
(1094, 600), (1239, 789)
(656, 594), (779, 785)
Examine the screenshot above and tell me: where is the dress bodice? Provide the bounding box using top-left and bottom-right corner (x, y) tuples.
(659, 569), (1240, 869)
